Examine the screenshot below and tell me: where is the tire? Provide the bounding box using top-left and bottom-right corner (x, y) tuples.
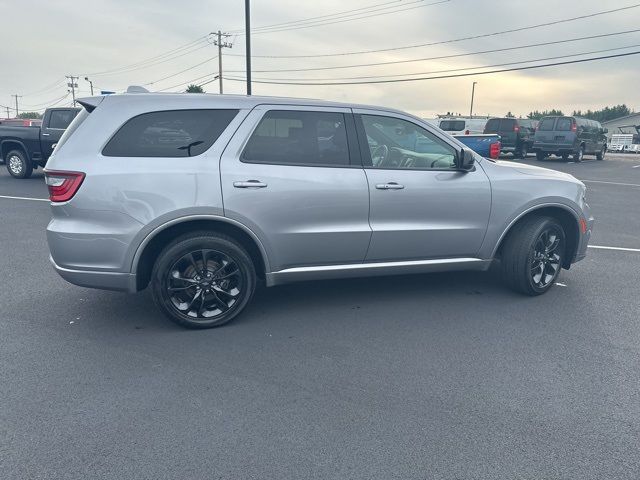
(519, 144), (529, 159)
(150, 232), (256, 329)
(596, 146), (606, 161)
(501, 216), (565, 296)
(535, 151), (546, 161)
(561, 153), (570, 161)
(573, 145), (584, 163)
(5, 149), (33, 179)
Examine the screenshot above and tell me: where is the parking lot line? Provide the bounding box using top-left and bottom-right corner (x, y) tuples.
(0, 195), (49, 202)
(589, 245), (640, 253)
(582, 180), (640, 187)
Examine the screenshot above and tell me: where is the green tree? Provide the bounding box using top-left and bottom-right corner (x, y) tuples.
(527, 109), (564, 120)
(505, 111), (515, 118)
(18, 111), (42, 119)
(572, 104), (630, 122)
(185, 84), (205, 93)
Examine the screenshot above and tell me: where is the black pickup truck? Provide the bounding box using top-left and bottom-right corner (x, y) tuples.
(0, 107), (80, 178)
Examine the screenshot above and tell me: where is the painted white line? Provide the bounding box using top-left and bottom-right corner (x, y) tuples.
(582, 179), (640, 187)
(589, 245), (640, 253)
(555, 282), (568, 287)
(0, 194), (49, 202)
(632, 165), (640, 168)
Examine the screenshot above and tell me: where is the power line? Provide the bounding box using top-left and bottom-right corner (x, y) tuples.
(237, 43), (640, 81)
(20, 93), (70, 109)
(232, 0), (449, 35)
(226, 28), (640, 74)
(228, 0), (405, 32)
(156, 73), (217, 92)
(222, 50), (640, 85)
(226, 3), (640, 58)
(144, 56), (217, 86)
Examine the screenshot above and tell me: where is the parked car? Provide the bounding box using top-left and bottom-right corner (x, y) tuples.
(0, 107), (80, 178)
(532, 116), (607, 162)
(454, 133), (501, 159)
(0, 118), (42, 127)
(484, 117), (537, 158)
(45, 93), (593, 329)
(436, 117), (489, 135)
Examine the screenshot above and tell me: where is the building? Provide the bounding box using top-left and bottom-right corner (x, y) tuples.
(602, 113), (640, 141)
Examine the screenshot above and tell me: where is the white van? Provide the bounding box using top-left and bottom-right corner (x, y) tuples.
(436, 117), (489, 135)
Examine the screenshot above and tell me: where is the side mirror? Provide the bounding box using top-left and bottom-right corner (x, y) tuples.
(457, 149), (475, 171)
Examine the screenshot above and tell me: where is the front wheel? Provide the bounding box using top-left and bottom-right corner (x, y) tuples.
(501, 216), (565, 296)
(535, 151), (546, 161)
(6, 150), (33, 179)
(518, 144), (529, 159)
(151, 232), (256, 328)
(574, 145), (584, 163)
(596, 146), (606, 161)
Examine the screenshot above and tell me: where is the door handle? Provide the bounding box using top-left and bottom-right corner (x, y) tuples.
(375, 182), (404, 190)
(42, 133), (50, 136)
(233, 180), (268, 189)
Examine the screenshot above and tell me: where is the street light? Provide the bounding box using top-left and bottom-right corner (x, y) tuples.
(245, 0), (252, 95)
(469, 81), (477, 117)
(84, 77), (94, 96)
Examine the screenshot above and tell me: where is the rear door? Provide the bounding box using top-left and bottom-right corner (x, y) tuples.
(220, 105), (371, 272)
(354, 110), (491, 262)
(41, 109), (78, 159)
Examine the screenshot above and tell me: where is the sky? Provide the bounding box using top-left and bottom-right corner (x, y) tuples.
(1, 0), (639, 119)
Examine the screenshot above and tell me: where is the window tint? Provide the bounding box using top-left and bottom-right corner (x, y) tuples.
(48, 110), (78, 129)
(556, 117), (573, 131)
(242, 110), (350, 166)
(500, 118), (517, 131)
(360, 114), (457, 170)
(103, 109), (238, 157)
(438, 120), (465, 131)
(484, 119), (500, 133)
(538, 117), (556, 131)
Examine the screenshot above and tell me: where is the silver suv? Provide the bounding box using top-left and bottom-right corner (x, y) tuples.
(45, 93), (593, 328)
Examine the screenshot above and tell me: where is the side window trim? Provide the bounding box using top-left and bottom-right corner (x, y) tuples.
(239, 108), (361, 169)
(353, 110), (461, 171)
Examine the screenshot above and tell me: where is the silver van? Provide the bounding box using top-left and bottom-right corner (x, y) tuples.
(45, 93), (593, 328)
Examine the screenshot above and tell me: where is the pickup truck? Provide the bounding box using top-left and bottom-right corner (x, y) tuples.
(453, 133), (501, 159)
(0, 107), (79, 178)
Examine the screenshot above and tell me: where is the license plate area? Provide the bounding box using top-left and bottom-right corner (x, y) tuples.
(554, 135), (565, 141)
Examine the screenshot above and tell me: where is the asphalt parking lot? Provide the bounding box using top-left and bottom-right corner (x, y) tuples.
(2, 153), (639, 479)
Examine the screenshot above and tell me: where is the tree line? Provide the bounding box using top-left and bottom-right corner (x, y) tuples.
(525, 104), (632, 122)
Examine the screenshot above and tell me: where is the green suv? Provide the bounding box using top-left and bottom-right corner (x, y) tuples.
(484, 118), (537, 159)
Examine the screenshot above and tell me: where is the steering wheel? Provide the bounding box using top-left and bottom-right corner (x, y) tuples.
(372, 144), (389, 165)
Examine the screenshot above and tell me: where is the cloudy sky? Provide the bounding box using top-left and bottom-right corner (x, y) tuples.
(1, 0), (639, 118)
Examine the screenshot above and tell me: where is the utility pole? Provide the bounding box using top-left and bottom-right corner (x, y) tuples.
(84, 77), (94, 96)
(469, 81), (478, 117)
(212, 30), (232, 94)
(5, 106), (10, 119)
(245, 0), (252, 95)
(66, 75), (79, 106)
(11, 94), (22, 117)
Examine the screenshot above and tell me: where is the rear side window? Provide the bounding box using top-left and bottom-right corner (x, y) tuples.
(556, 117), (573, 131)
(538, 118), (556, 131)
(103, 109), (238, 157)
(439, 120), (465, 131)
(242, 110), (350, 167)
(484, 119), (500, 133)
(49, 109), (78, 129)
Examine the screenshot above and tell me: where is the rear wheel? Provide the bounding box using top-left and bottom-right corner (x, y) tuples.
(518, 144), (529, 159)
(501, 216), (565, 296)
(535, 151), (546, 161)
(6, 150), (33, 179)
(573, 145), (584, 163)
(150, 232), (256, 329)
(596, 146), (606, 161)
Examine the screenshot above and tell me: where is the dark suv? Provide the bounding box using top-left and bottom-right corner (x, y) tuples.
(484, 118), (537, 158)
(532, 116), (607, 162)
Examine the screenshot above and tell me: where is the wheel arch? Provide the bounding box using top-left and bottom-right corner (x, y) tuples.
(1, 139), (29, 160)
(132, 215), (270, 291)
(493, 204), (580, 269)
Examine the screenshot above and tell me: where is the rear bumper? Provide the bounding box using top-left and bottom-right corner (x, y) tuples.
(49, 255), (136, 293)
(532, 143), (577, 153)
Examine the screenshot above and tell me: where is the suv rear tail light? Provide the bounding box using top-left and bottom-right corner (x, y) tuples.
(464, 129), (470, 135)
(490, 141), (501, 159)
(44, 171), (85, 202)
(571, 122), (577, 132)
(513, 125), (519, 132)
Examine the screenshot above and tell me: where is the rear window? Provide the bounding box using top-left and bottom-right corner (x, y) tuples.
(49, 109), (78, 129)
(439, 120), (465, 131)
(103, 109), (238, 157)
(538, 118), (556, 131)
(484, 119), (500, 133)
(556, 117), (573, 131)
(500, 119), (516, 131)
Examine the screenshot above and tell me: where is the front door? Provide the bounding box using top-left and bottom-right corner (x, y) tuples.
(41, 109), (78, 161)
(220, 106), (371, 272)
(354, 111), (491, 262)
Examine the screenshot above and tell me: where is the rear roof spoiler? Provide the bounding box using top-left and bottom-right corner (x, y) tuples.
(77, 96), (105, 113)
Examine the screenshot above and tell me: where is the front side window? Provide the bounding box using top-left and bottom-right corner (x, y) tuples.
(242, 110), (350, 166)
(49, 110), (78, 129)
(103, 109), (238, 157)
(484, 119), (500, 133)
(360, 115), (457, 170)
